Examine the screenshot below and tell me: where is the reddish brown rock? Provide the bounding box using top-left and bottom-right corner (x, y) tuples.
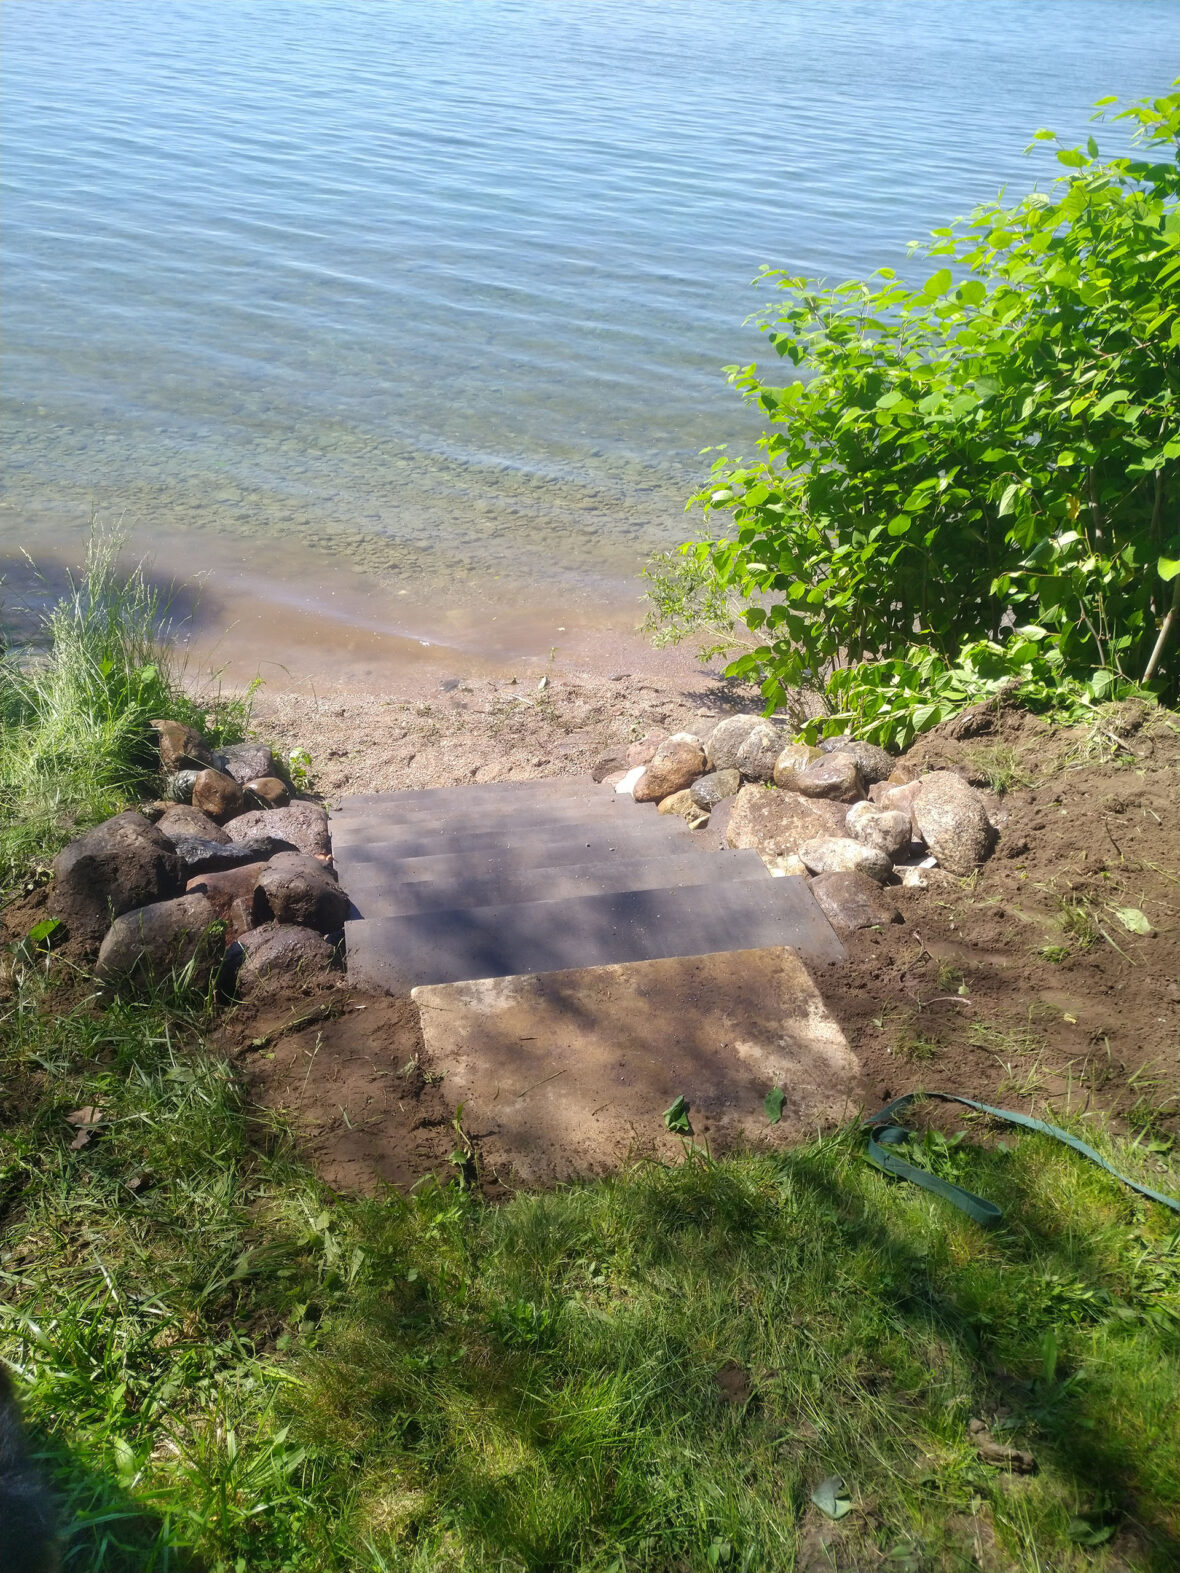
(791, 754), (865, 803)
(243, 776), (290, 808)
(633, 733), (707, 803)
(626, 733), (663, 768)
(186, 861), (269, 936)
(150, 719), (213, 772)
(724, 786), (848, 862)
(191, 768), (245, 824)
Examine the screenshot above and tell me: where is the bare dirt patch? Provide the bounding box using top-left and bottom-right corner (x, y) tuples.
(817, 705), (1179, 1139)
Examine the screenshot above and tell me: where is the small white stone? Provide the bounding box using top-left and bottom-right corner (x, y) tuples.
(616, 765), (646, 798)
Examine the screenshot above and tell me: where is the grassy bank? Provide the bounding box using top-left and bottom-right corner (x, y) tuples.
(0, 533), (250, 889)
(2, 957), (1177, 1573)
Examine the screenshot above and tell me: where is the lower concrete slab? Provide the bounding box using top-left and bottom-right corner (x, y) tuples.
(412, 947), (860, 1184)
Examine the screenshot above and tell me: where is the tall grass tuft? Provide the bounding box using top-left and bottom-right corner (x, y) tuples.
(0, 531), (252, 886)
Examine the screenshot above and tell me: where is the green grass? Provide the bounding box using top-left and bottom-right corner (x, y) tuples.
(0, 531), (252, 889)
(2, 959), (1178, 1572)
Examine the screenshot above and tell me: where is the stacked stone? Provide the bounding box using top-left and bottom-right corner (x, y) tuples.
(46, 720), (348, 997)
(614, 713), (996, 936)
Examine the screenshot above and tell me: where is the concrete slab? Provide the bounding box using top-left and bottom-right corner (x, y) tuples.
(412, 947), (860, 1183)
(344, 876), (845, 993)
(328, 799), (679, 849)
(332, 778), (603, 816)
(344, 848), (768, 918)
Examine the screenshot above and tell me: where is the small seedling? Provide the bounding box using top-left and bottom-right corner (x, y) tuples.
(663, 1095), (693, 1135)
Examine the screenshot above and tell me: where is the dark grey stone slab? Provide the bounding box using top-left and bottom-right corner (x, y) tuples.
(328, 794), (658, 847)
(343, 877), (845, 992)
(333, 832), (708, 894)
(332, 814), (693, 869)
(344, 848), (768, 918)
(332, 777), (603, 817)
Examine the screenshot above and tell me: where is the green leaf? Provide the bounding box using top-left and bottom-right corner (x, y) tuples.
(811, 1475), (853, 1520)
(998, 483), (1020, 517)
(663, 1095), (693, 1135)
(923, 268), (953, 297)
(764, 1087), (785, 1124)
(1113, 907), (1154, 936)
(887, 515), (913, 536)
(27, 917), (64, 948)
(1056, 148), (1087, 167)
(1158, 557), (1180, 582)
(957, 278), (986, 306)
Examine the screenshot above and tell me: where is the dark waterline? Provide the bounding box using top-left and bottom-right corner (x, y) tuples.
(2, 0), (1176, 672)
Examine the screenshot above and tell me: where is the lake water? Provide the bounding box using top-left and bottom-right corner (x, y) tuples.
(3, 0), (1176, 674)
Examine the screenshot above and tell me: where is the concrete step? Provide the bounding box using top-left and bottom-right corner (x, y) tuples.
(332, 777), (604, 818)
(343, 877), (845, 993)
(344, 848), (769, 918)
(333, 814), (693, 872)
(328, 793), (656, 847)
(332, 832), (709, 894)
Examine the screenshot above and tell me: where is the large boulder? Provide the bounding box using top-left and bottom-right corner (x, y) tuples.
(823, 738), (895, 785)
(96, 893), (220, 988)
(734, 721), (786, 783)
(213, 742), (275, 785)
(797, 837), (893, 884)
(191, 768), (245, 824)
(725, 786), (848, 863)
(811, 871), (903, 934)
(225, 802), (330, 857)
(230, 923), (336, 998)
(790, 754), (864, 803)
(689, 768), (741, 812)
(156, 805), (231, 845)
(49, 813), (183, 942)
(253, 852), (349, 932)
(911, 771), (994, 875)
(704, 714), (765, 772)
(633, 734), (707, 803)
(168, 833), (297, 877)
(845, 802), (913, 861)
(151, 719), (213, 773)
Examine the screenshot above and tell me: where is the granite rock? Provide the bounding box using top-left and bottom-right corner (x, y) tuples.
(96, 892), (220, 988)
(213, 742), (275, 785)
(689, 768), (741, 812)
(772, 742), (823, 788)
(725, 785), (848, 863)
(845, 802), (913, 860)
(157, 805), (231, 845)
(633, 733), (707, 803)
(225, 802), (331, 857)
(734, 720), (787, 782)
(791, 754), (865, 803)
(704, 713), (765, 772)
(911, 771), (994, 875)
(231, 922), (336, 997)
(254, 852), (349, 932)
(796, 837), (894, 883)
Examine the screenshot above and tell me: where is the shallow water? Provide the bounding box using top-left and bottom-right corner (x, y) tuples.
(2, 0), (1175, 669)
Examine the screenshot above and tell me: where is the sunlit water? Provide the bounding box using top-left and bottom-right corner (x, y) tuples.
(2, 0), (1175, 657)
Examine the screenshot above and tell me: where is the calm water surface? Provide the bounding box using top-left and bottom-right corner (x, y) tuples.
(3, 0), (1177, 660)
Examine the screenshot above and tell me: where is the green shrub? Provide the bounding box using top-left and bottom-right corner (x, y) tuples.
(0, 531), (252, 884)
(664, 89), (1179, 746)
